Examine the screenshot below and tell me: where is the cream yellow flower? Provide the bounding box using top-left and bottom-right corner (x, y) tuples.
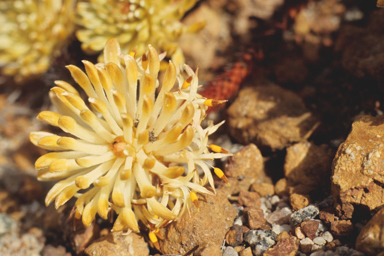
(0, 0), (75, 83)
(30, 39), (230, 235)
(76, 0), (205, 66)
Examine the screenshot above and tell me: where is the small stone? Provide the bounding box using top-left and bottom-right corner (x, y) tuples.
(71, 223), (100, 255)
(84, 232), (149, 256)
(330, 220), (354, 237)
(275, 178), (290, 197)
(271, 195), (280, 205)
(300, 237), (314, 254)
(290, 193), (311, 211)
(319, 209), (335, 225)
(261, 197), (273, 210)
(295, 227), (305, 239)
(356, 207), (384, 255)
(242, 225), (250, 234)
(239, 247), (253, 256)
(322, 231), (333, 243)
(301, 220), (320, 240)
(277, 231), (290, 241)
(226, 225), (243, 247)
(239, 190), (261, 208)
(313, 237), (326, 246)
(263, 237), (299, 256)
(244, 230), (277, 247)
(266, 207), (292, 225)
(201, 243), (222, 256)
(252, 183), (275, 197)
(272, 224), (282, 234)
(223, 246), (239, 256)
(290, 205), (319, 226)
(312, 243), (325, 251)
(244, 207), (266, 230)
(41, 245), (70, 256)
(234, 217), (243, 226)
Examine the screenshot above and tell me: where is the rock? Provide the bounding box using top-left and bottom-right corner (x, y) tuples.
(356, 208), (384, 255)
(332, 115), (384, 219)
(285, 142), (333, 194)
(220, 144), (265, 197)
(84, 231), (149, 256)
(263, 237), (299, 256)
(244, 207), (267, 230)
(300, 237), (314, 254)
(290, 205), (319, 226)
(238, 190), (261, 208)
(200, 243), (222, 256)
(71, 223), (100, 255)
(290, 193), (311, 211)
(158, 190), (236, 255)
(226, 225), (244, 247)
(179, 3), (231, 73)
(252, 183), (275, 197)
(271, 195), (280, 205)
(277, 231), (290, 241)
(266, 207), (292, 225)
(244, 230), (277, 249)
(301, 220), (320, 240)
(319, 209), (335, 226)
(223, 246), (239, 256)
(295, 227), (305, 240)
(330, 220), (354, 237)
(322, 231), (333, 243)
(239, 247), (253, 256)
(275, 178), (290, 197)
(42, 245), (71, 256)
(227, 85), (318, 151)
(313, 237), (326, 246)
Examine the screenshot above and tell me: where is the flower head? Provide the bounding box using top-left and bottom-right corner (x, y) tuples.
(76, 0), (205, 66)
(31, 38), (230, 234)
(0, 0), (75, 83)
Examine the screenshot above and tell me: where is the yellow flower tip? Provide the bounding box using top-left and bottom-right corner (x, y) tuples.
(129, 51), (136, 57)
(75, 176), (90, 189)
(120, 169), (132, 180)
(190, 191), (199, 211)
(97, 197), (109, 220)
(181, 75), (193, 90)
(209, 144), (229, 154)
(204, 99), (228, 107)
(142, 53), (148, 70)
(56, 137), (75, 150)
(49, 159), (67, 173)
(112, 191), (125, 208)
(163, 166), (185, 179)
(214, 168), (229, 184)
(94, 176), (110, 187)
(82, 204), (97, 227)
(143, 157), (156, 170)
(37, 111), (61, 127)
(141, 186), (156, 198)
(149, 231), (160, 250)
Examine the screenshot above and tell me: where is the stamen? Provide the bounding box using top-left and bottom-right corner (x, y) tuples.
(204, 99), (228, 107)
(181, 75), (193, 90)
(214, 167), (230, 185)
(209, 144), (229, 154)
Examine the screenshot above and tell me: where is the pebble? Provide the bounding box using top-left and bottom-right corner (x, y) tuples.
(223, 246), (239, 256)
(295, 227), (305, 239)
(253, 236), (276, 256)
(260, 197), (272, 210)
(290, 205), (319, 225)
(312, 243), (325, 251)
(322, 231), (333, 243)
(335, 246), (365, 256)
(234, 217), (243, 226)
(300, 238), (314, 254)
(313, 237), (326, 246)
(244, 230), (277, 246)
(266, 207), (292, 225)
(275, 201), (290, 211)
(310, 250), (325, 256)
(271, 195), (280, 205)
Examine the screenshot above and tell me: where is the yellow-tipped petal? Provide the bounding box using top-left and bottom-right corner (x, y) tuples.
(120, 168), (132, 180)
(112, 191), (125, 207)
(148, 45), (160, 78)
(104, 38), (121, 66)
(54, 80), (80, 95)
(162, 166), (185, 179)
(143, 157), (156, 170)
(75, 176), (91, 189)
(93, 176), (110, 187)
(147, 197), (177, 220)
(162, 61), (177, 91)
(82, 201), (97, 227)
(37, 111), (62, 127)
(66, 65), (96, 98)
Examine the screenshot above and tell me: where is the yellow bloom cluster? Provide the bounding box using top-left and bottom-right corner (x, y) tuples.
(30, 39), (229, 235)
(0, 0), (75, 83)
(76, 0), (205, 65)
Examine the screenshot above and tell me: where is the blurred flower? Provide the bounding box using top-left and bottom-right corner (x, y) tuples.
(0, 0), (75, 83)
(30, 38), (230, 236)
(76, 0), (205, 66)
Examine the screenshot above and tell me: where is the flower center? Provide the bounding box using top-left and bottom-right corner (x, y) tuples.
(110, 136), (128, 158)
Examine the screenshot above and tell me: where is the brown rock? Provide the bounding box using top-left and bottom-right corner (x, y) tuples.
(330, 220), (354, 237)
(84, 232), (149, 256)
(227, 85), (318, 151)
(332, 115), (384, 219)
(252, 183), (275, 197)
(244, 207), (266, 230)
(300, 220), (320, 240)
(277, 231), (290, 241)
(158, 191), (236, 255)
(226, 225), (243, 247)
(356, 208), (384, 255)
(238, 190), (261, 208)
(239, 246), (253, 256)
(285, 141), (333, 194)
(71, 223), (100, 255)
(290, 193), (311, 211)
(275, 178), (290, 197)
(220, 144), (266, 197)
(299, 238), (314, 254)
(263, 237), (299, 256)
(319, 208), (335, 225)
(200, 243), (222, 256)
(295, 227), (305, 240)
